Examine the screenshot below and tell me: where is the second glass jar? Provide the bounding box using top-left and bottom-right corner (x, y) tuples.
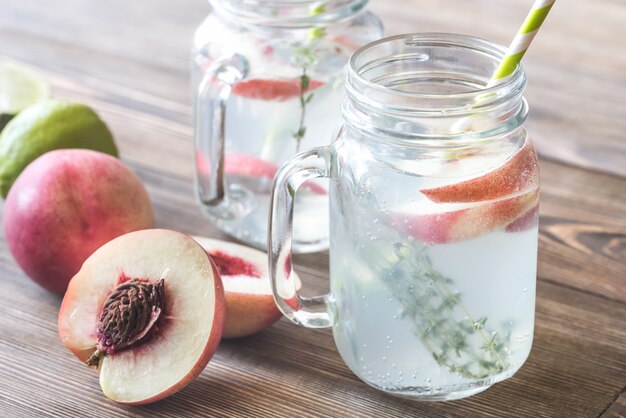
(192, 0), (383, 252)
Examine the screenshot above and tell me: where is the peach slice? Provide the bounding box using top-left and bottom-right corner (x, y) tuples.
(195, 152), (327, 195)
(231, 78), (324, 101)
(395, 190), (539, 244)
(58, 229), (225, 405)
(506, 204), (539, 233)
(193, 236), (298, 338)
(224, 153), (281, 181)
(421, 140), (539, 203)
(224, 153), (327, 195)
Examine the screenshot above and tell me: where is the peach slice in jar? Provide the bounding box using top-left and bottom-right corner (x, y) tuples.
(193, 236), (301, 338)
(421, 140), (539, 203)
(58, 229), (226, 405)
(195, 152), (327, 195)
(395, 189), (539, 245)
(231, 78), (324, 101)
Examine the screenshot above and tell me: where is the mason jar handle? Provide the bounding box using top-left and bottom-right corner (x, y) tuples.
(194, 54), (249, 206)
(269, 146), (335, 328)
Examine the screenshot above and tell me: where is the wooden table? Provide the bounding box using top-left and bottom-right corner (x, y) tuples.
(1, 0), (625, 416)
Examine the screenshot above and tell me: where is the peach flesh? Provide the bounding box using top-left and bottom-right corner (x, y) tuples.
(58, 229), (225, 405)
(421, 140), (539, 203)
(395, 190), (539, 244)
(208, 249), (281, 339)
(3, 149), (154, 295)
(193, 236), (293, 339)
(210, 250), (262, 278)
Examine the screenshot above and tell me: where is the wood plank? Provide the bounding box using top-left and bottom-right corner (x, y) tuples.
(602, 390), (626, 418)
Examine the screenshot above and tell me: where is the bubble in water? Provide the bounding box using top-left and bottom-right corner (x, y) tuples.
(392, 363), (396, 369)
(363, 344), (368, 348)
(382, 356), (387, 361)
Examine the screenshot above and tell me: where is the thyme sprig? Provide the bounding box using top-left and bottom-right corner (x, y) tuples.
(352, 191), (511, 379)
(293, 70), (315, 152)
(291, 2), (327, 152)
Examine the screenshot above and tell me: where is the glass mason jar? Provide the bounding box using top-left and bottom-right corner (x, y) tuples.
(192, 0), (383, 252)
(269, 34), (540, 400)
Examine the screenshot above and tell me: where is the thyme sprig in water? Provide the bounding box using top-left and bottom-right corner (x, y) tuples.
(291, 3), (327, 152)
(355, 192), (511, 379)
(293, 70), (315, 153)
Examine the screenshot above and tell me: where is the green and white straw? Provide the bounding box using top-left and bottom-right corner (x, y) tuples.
(489, 0), (556, 85)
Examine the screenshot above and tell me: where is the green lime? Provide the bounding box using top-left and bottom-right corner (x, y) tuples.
(0, 99), (119, 197)
(0, 62), (50, 131)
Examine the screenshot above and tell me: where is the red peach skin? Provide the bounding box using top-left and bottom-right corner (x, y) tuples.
(421, 140), (539, 203)
(232, 78), (324, 101)
(3, 149), (154, 295)
(396, 190), (539, 244)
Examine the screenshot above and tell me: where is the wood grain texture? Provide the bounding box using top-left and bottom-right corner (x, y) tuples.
(602, 390), (626, 418)
(1, 0), (626, 416)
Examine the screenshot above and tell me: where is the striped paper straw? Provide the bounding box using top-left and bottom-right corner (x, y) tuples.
(489, 0), (556, 85)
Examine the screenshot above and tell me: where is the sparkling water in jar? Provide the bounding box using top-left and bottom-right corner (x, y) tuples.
(269, 33), (539, 401)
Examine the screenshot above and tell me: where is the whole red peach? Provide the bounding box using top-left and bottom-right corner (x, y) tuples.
(3, 149), (154, 294)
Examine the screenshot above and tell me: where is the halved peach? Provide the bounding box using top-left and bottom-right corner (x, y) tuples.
(395, 190), (539, 244)
(193, 236), (299, 339)
(58, 229), (225, 405)
(421, 140), (539, 203)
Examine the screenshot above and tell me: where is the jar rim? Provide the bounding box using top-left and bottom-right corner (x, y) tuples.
(343, 33), (529, 142)
(209, 0), (369, 28)
(347, 33), (526, 108)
